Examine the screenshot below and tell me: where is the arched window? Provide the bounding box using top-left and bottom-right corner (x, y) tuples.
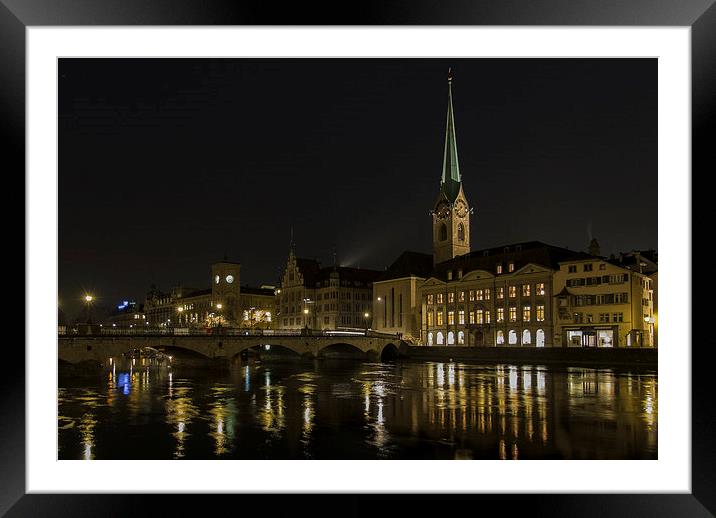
(439, 223), (447, 241)
(536, 329), (545, 347)
(447, 331), (455, 345)
(522, 329), (531, 345)
(508, 330), (518, 345)
(458, 331), (465, 345)
(457, 223), (465, 242)
(428, 332), (434, 346)
(496, 330), (505, 345)
(437, 332), (444, 345)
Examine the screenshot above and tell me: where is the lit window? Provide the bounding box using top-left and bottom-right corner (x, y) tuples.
(496, 264), (503, 274)
(458, 310), (465, 324)
(427, 294), (434, 305)
(508, 262), (515, 272)
(447, 270), (453, 281)
(497, 308), (505, 322)
(497, 287), (505, 300)
(536, 305), (545, 322)
(437, 311), (444, 326)
(509, 286), (517, 298)
(509, 307), (517, 322)
(436, 293), (444, 304)
(522, 284), (531, 297)
(476, 310), (484, 324)
(476, 289), (483, 301)
(484, 289), (491, 300)
(485, 310), (491, 324)
(536, 283), (545, 296)
(458, 291), (465, 303)
(469, 290), (475, 301)
(447, 311), (455, 325)
(523, 306), (531, 322)
(448, 292), (455, 304)
(469, 311), (475, 324)
(427, 312), (434, 326)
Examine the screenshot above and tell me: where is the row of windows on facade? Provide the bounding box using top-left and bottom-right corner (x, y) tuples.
(572, 312), (624, 323)
(282, 314), (367, 326)
(427, 283), (546, 305)
(286, 271), (368, 289)
(279, 290), (369, 302)
(570, 292), (631, 306)
(426, 305), (546, 326)
(566, 274), (630, 287)
(427, 328), (547, 346)
(567, 263), (607, 273)
(282, 303), (369, 314)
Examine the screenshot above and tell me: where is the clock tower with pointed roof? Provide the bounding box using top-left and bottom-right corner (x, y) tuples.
(432, 69), (472, 266)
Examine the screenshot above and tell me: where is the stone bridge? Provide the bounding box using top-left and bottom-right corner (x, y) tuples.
(58, 333), (406, 364)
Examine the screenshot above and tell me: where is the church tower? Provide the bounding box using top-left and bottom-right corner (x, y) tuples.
(432, 69), (471, 266)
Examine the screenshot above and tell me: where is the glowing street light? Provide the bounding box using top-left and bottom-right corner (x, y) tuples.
(83, 294), (95, 324)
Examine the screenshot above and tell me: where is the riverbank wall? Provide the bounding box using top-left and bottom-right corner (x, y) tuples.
(400, 345), (657, 367)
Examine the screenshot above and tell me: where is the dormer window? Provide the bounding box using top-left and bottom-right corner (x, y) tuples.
(508, 262), (515, 272)
(447, 270), (453, 281)
(457, 269), (463, 279)
(496, 264), (503, 274)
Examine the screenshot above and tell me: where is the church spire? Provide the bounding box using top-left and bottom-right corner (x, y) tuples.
(441, 68), (461, 202)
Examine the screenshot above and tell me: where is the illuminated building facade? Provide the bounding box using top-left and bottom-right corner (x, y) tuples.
(143, 260), (274, 328)
(421, 242), (587, 347)
(276, 248), (381, 330)
(553, 256), (656, 347)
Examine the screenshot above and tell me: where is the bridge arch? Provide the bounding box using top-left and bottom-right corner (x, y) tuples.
(318, 342), (366, 359)
(379, 343), (399, 361)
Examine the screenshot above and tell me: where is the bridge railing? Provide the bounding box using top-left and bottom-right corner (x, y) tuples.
(60, 326), (402, 340)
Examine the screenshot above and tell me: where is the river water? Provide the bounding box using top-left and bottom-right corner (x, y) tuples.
(58, 358), (657, 460)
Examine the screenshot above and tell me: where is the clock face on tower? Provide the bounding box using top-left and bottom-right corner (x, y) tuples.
(215, 275), (220, 284)
(226, 275), (234, 284)
(455, 200), (468, 218)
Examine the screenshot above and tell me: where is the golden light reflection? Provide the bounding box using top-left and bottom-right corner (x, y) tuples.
(79, 412), (97, 460)
(208, 385), (236, 456)
(164, 382), (199, 459)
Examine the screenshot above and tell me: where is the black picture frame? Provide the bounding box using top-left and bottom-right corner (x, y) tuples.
(4, 0), (710, 515)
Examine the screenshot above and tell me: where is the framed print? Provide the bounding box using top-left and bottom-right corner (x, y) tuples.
(4, 0), (712, 515)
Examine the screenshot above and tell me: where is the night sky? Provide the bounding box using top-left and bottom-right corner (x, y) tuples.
(59, 58), (657, 319)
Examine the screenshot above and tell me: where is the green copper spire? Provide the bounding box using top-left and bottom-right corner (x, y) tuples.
(441, 68), (461, 202)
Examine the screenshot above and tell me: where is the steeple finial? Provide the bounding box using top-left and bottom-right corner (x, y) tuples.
(441, 67), (461, 201)
(289, 225), (295, 255)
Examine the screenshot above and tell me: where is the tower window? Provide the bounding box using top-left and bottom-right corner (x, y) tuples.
(439, 224), (448, 241)
(457, 223), (465, 242)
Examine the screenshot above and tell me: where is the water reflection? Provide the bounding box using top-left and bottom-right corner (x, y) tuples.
(58, 359), (658, 460)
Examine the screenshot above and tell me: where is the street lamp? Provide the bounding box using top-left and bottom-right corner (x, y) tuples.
(83, 294), (94, 324)
(364, 312), (370, 334)
(177, 306), (184, 326)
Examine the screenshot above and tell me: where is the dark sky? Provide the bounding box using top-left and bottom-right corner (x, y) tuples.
(59, 58), (656, 319)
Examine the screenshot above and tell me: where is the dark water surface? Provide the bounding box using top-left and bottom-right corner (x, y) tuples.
(58, 358), (657, 460)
